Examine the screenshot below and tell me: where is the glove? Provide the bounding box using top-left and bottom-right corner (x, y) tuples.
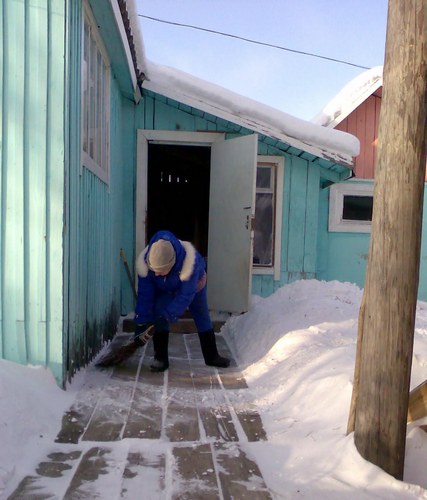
(133, 323), (154, 346)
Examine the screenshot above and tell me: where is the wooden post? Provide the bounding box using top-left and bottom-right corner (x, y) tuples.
(351, 0), (427, 479)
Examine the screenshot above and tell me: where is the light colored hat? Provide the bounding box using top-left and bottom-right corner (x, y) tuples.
(148, 239), (176, 274)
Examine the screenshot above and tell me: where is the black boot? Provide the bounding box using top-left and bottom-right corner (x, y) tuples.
(150, 330), (169, 372)
(198, 330), (230, 368)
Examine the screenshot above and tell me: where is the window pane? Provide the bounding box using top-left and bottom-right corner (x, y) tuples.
(256, 167), (271, 189)
(82, 3), (110, 180)
(253, 193), (273, 266)
(342, 195), (373, 221)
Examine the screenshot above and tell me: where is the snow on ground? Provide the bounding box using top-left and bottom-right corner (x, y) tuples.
(1, 280), (426, 499)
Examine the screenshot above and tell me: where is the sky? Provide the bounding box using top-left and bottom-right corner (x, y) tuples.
(134, 0), (388, 120)
(1, 280), (426, 498)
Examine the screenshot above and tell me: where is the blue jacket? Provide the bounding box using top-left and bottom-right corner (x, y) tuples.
(135, 230), (207, 324)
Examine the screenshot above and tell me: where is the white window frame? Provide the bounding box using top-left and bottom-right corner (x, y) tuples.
(81, 1), (111, 184)
(252, 156), (284, 280)
(329, 181), (374, 233)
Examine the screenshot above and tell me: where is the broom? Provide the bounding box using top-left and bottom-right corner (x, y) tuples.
(96, 249), (153, 367)
(96, 324), (155, 367)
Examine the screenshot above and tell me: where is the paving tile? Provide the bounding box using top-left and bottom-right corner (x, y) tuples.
(214, 442), (272, 499)
(122, 384), (163, 439)
(234, 404), (268, 442)
(55, 379), (107, 444)
(171, 444), (219, 499)
(81, 382), (134, 442)
(6, 476), (54, 500)
(120, 448), (165, 499)
(63, 446), (125, 499)
(8, 450), (82, 500)
(164, 388), (200, 442)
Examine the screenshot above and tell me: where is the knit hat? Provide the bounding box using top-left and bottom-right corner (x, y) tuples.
(148, 239), (176, 274)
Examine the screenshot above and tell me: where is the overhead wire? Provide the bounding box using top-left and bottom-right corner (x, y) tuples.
(138, 14), (371, 70)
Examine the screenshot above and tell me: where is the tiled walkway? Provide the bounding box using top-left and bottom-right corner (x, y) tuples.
(8, 331), (273, 499)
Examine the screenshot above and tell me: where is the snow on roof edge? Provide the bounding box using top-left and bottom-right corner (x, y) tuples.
(124, 0), (148, 77)
(143, 60), (360, 166)
(311, 66), (383, 128)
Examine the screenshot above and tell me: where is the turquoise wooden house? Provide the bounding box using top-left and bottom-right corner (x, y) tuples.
(313, 67), (427, 301)
(0, 0), (359, 386)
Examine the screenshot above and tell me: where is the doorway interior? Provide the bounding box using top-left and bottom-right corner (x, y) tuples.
(147, 143), (211, 258)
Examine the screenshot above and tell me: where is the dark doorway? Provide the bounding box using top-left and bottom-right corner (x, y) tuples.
(147, 144), (211, 257)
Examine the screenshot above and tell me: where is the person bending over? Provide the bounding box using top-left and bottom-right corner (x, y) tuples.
(134, 230), (230, 372)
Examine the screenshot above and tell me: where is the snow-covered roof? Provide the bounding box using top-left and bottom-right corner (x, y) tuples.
(122, 1), (359, 168)
(312, 66), (383, 128)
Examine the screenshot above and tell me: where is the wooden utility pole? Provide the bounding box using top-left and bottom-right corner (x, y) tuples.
(348, 0), (427, 479)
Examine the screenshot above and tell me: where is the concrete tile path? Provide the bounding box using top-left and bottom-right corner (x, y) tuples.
(7, 330), (274, 499)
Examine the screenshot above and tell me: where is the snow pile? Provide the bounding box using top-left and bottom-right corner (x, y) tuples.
(0, 361), (74, 493)
(223, 279), (427, 498)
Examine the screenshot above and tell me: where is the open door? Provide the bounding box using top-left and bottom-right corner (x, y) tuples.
(207, 134), (258, 313)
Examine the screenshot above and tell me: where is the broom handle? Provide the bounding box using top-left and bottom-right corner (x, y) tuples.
(120, 248), (137, 300)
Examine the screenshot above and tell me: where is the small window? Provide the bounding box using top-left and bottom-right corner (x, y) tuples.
(81, 2), (110, 183)
(342, 195), (373, 221)
(253, 165), (275, 266)
(329, 182), (374, 233)
(253, 157), (284, 279)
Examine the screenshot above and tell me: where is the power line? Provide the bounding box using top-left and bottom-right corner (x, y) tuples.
(138, 14), (371, 70)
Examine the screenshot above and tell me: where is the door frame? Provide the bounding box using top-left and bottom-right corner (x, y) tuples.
(136, 130), (225, 257)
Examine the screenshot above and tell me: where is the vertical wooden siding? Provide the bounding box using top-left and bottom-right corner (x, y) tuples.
(336, 94), (381, 179)
(0, 0), (65, 380)
(63, 0), (134, 382)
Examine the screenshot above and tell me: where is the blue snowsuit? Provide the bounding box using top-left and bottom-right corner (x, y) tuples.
(135, 230), (213, 332)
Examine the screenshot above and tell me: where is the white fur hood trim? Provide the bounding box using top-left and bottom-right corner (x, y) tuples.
(136, 240), (196, 281)
(136, 246), (150, 278)
(179, 241), (196, 281)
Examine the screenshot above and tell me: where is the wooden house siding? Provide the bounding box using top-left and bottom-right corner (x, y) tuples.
(138, 91), (324, 298)
(0, 0), (66, 380)
(63, 0), (137, 382)
(335, 93), (381, 179)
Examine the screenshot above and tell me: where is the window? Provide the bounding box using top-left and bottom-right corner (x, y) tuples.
(253, 156), (284, 279)
(329, 182), (374, 233)
(81, 2), (110, 183)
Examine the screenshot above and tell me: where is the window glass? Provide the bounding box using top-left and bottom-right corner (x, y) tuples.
(253, 163), (275, 267)
(253, 192), (274, 266)
(82, 3), (110, 183)
(256, 167), (271, 189)
(343, 195), (373, 221)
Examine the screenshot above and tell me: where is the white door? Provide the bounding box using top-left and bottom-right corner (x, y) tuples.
(207, 134), (258, 313)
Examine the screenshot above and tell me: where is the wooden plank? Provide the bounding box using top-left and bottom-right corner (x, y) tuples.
(2, 0), (26, 363)
(303, 165), (320, 273)
(214, 443), (272, 499)
(171, 444), (219, 499)
(407, 379), (427, 422)
(287, 156), (308, 272)
(26, 0), (48, 365)
(45, 0), (66, 380)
